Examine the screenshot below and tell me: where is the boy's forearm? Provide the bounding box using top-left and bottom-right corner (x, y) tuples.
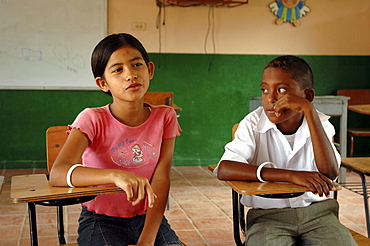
(218, 160), (292, 182)
(218, 160), (335, 196)
(218, 160), (258, 181)
(304, 104), (339, 180)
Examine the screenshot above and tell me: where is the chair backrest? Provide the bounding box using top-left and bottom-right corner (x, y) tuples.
(232, 123), (239, 140)
(337, 89), (370, 106)
(144, 92), (174, 106)
(46, 126), (81, 173)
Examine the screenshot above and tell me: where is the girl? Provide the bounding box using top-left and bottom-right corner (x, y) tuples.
(50, 33), (183, 246)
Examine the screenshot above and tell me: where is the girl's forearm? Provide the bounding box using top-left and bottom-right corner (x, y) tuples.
(51, 165), (134, 187)
(137, 179), (170, 245)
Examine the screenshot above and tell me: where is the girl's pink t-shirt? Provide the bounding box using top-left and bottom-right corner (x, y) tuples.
(69, 104), (181, 218)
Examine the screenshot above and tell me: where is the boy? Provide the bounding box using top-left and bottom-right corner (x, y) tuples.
(215, 56), (356, 245)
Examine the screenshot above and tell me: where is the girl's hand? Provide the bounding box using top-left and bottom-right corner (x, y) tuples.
(289, 170), (336, 197)
(111, 170), (156, 207)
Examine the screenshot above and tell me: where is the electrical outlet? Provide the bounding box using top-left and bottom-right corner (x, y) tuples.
(132, 22), (146, 31)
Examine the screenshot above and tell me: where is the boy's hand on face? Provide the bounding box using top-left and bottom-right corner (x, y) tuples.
(289, 170), (336, 197)
(273, 91), (313, 117)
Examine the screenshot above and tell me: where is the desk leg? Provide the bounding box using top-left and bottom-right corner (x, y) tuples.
(359, 174), (370, 238)
(57, 205), (67, 245)
(339, 167), (346, 184)
(232, 190), (245, 246)
(28, 202), (38, 246)
(239, 194), (246, 235)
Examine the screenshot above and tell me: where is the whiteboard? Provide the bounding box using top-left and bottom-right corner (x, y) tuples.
(0, 0), (106, 90)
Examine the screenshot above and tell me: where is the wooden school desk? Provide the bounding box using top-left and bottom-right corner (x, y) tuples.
(10, 174), (123, 246)
(207, 164), (341, 246)
(346, 104), (370, 157)
(341, 157), (370, 237)
(348, 104), (370, 115)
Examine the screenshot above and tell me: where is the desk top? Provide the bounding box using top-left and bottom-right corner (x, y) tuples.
(10, 174), (123, 203)
(225, 180), (309, 195)
(208, 164), (341, 195)
(341, 157), (370, 174)
(348, 104), (370, 115)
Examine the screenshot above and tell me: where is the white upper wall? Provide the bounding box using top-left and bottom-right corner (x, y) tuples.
(108, 0), (370, 55)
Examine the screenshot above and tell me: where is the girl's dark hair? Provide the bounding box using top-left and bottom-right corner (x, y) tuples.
(264, 55), (314, 89)
(91, 33), (150, 79)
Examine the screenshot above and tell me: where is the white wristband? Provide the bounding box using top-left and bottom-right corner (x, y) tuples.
(66, 164), (83, 188)
(256, 162), (277, 183)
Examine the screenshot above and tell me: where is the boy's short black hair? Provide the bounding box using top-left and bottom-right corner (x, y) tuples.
(264, 55), (314, 89)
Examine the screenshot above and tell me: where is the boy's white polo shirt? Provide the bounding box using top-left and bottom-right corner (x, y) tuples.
(215, 107), (341, 209)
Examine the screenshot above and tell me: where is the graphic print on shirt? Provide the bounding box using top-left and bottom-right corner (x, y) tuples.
(111, 139), (157, 168)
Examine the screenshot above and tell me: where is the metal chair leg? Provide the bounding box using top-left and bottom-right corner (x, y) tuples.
(57, 205), (67, 245)
(239, 194), (246, 234)
(28, 202), (38, 246)
(349, 133), (354, 157)
(359, 173), (370, 238)
(232, 190), (245, 246)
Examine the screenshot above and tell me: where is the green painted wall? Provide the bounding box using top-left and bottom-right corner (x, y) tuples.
(1, 54), (369, 169)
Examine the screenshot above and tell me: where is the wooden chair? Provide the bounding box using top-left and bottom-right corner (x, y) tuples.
(9, 126), (95, 246)
(337, 89), (370, 157)
(45, 126), (95, 246)
(144, 92), (173, 106)
(144, 92), (182, 116)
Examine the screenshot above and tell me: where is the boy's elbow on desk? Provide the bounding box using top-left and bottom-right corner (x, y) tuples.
(216, 160), (251, 181)
(328, 169), (340, 181)
(216, 161), (228, 180)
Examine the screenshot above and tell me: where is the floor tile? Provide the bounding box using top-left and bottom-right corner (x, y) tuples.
(0, 225), (22, 239)
(168, 219), (195, 231)
(199, 228), (235, 242)
(176, 230), (205, 243)
(192, 217), (233, 229)
(0, 239), (19, 246)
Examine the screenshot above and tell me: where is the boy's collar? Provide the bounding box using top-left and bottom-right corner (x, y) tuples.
(255, 109), (277, 133)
